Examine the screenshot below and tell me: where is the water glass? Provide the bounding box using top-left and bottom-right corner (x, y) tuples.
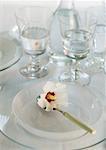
(93, 24), (106, 73)
(58, 8), (96, 85)
(81, 4), (106, 74)
(16, 6), (53, 79)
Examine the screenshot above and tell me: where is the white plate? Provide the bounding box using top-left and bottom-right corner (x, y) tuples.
(0, 32), (22, 71)
(12, 81), (103, 141)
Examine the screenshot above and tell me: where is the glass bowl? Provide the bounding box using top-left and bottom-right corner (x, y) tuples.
(12, 81), (103, 141)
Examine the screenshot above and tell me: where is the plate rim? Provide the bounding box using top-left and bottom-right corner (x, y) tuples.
(0, 31), (22, 71)
(12, 82), (103, 141)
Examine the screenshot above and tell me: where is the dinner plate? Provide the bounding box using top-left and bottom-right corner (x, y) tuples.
(12, 81), (103, 141)
(0, 32), (22, 71)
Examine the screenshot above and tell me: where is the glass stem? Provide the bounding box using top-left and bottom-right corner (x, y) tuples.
(74, 59), (80, 80)
(30, 55), (40, 72)
(31, 55), (37, 65)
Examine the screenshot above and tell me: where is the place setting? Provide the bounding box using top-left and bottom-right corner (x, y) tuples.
(0, 30), (22, 92)
(0, 79), (105, 149)
(0, 31), (22, 72)
(0, 0), (106, 150)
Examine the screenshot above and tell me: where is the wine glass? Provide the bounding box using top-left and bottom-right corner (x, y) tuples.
(49, 0), (80, 64)
(93, 24), (106, 73)
(58, 8), (96, 85)
(15, 6), (53, 79)
(81, 4), (106, 74)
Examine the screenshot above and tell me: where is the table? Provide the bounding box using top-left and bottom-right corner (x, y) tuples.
(0, 1), (106, 149)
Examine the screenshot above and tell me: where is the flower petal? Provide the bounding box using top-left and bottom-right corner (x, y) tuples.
(43, 81), (56, 93)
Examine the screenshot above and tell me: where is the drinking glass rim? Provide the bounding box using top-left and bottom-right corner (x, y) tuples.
(94, 24), (106, 35)
(15, 6), (53, 21)
(96, 24), (106, 28)
(61, 29), (93, 41)
(58, 14), (97, 27)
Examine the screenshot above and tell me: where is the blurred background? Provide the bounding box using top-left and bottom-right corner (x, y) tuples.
(0, 0), (105, 32)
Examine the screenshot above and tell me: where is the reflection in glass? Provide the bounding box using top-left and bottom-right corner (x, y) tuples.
(16, 6), (53, 79)
(58, 8), (96, 85)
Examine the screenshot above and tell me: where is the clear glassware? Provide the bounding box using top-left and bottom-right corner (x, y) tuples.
(81, 3), (106, 74)
(49, 0), (80, 64)
(16, 6), (53, 79)
(0, 32), (22, 92)
(58, 8), (96, 85)
(93, 24), (106, 72)
(82, 25), (106, 74)
(0, 130), (32, 150)
(0, 78), (105, 149)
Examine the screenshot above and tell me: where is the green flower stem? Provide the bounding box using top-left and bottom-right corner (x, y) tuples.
(54, 108), (96, 134)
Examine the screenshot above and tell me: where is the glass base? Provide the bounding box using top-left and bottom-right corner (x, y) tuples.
(19, 65), (48, 79)
(80, 56), (104, 74)
(49, 52), (70, 64)
(59, 70), (91, 86)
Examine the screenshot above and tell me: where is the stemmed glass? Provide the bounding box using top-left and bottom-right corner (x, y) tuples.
(82, 24), (106, 74)
(81, 4), (106, 74)
(49, 0), (80, 64)
(58, 9), (96, 85)
(92, 24), (106, 73)
(16, 6), (53, 79)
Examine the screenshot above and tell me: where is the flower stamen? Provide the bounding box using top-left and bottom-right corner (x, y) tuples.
(45, 92), (56, 103)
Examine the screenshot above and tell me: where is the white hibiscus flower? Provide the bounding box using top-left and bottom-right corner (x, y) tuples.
(37, 81), (68, 111)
